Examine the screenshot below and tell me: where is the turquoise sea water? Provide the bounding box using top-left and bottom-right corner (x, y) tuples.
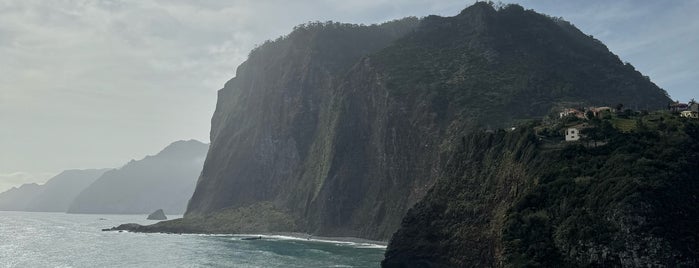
(0, 211), (384, 267)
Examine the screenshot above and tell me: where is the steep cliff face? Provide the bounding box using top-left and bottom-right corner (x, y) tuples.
(185, 19), (424, 239)
(384, 129), (544, 267)
(180, 3), (671, 241)
(383, 117), (699, 267)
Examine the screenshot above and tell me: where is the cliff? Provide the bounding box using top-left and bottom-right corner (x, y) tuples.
(132, 3), (671, 242)
(184, 18), (424, 239)
(383, 114), (698, 267)
(68, 140), (208, 214)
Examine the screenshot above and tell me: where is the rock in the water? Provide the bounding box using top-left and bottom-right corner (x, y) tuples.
(147, 209), (167, 220)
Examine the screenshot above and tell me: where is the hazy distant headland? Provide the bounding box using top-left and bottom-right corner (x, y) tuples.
(68, 140), (208, 214)
(0, 140), (208, 215)
(0, 169), (108, 212)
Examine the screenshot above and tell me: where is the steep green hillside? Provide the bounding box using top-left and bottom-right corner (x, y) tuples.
(372, 3), (668, 126)
(383, 114), (698, 267)
(122, 3), (672, 242)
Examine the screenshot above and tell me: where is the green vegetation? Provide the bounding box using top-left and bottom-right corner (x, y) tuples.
(504, 113), (698, 266)
(385, 112), (699, 267)
(186, 16), (424, 240)
(158, 1), (681, 258)
(370, 2), (669, 128)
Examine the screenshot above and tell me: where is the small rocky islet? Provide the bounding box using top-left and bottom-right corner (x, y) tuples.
(146, 209), (167, 220)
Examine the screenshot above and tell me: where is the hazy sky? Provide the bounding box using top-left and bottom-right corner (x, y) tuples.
(1, 0), (697, 191)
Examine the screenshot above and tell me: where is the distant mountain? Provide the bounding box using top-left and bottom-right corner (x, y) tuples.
(67, 140), (208, 214)
(0, 183), (43, 211)
(25, 169), (110, 212)
(0, 169), (108, 212)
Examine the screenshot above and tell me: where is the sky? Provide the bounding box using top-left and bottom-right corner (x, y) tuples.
(1, 0), (697, 192)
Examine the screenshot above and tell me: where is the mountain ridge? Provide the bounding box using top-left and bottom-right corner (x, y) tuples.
(0, 169), (109, 212)
(119, 2), (673, 244)
(68, 140), (208, 214)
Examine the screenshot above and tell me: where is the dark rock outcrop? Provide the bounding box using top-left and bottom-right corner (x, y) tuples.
(68, 140), (208, 214)
(147, 209), (167, 220)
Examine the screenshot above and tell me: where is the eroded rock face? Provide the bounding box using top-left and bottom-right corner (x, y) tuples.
(185, 18), (425, 240)
(147, 209), (167, 220)
(181, 2), (670, 242)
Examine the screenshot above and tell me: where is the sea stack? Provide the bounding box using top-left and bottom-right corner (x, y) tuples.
(147, 209), (167, 220)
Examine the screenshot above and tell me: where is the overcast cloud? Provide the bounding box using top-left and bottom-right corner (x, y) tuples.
(1, 0), (697, 191)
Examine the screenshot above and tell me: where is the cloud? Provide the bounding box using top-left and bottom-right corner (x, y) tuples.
(0, 0), (697, 183)
(0, 172), (34, 184)
(0, 0), (472, 178)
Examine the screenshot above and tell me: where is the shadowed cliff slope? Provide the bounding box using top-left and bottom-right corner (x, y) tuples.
(141, 3), (670, 241)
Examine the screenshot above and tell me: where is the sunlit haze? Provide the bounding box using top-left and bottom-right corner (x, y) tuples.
(1, 0), (697, 191)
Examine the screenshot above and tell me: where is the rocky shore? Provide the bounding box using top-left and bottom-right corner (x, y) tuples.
(102, 224), (387, 247)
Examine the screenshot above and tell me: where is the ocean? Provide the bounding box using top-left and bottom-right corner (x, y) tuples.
(0, 211), (384, 267)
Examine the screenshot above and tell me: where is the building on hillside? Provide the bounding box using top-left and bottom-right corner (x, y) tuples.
(559, 108), (586, 119)
(680, 110), (698, 119)
(565, 127), (582, 141)
(589, 106), (613, 118)
(689, 99), (698, 113)
(669, 101), (689, 112)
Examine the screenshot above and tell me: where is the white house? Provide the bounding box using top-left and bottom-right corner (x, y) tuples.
(680, 110), (698, 119)
(565, 127), (581, 141)
(589, 106), (613, 118)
